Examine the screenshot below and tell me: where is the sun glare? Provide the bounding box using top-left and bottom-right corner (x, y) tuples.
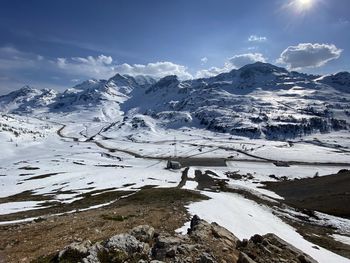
(282, 0), (316, 14)
(297, 0), (313, 9)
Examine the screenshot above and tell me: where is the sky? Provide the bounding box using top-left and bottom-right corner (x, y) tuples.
(0, 0), (349, 94)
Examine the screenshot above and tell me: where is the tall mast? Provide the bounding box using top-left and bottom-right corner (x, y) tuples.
(174, 136), (177, 158)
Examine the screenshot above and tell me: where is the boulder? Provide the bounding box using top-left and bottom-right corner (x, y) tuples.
(198, 252), (216, 263)
(237, 252), (256, 263)
(58, 240), (91, 262)
(105, 233), (145, 254)
(237, 233), (318, 263)
(130, 225), (155, 243)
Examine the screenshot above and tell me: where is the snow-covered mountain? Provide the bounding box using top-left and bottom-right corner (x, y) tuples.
(317, 72), (350, 93)
(0, 86), (58, 113)
(1, 62), (349, 139)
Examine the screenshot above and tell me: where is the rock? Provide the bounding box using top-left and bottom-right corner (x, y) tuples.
(58, 240), (91, 262)
(238, 239), (249, 248)
(155, 235), (182, 248)
(152, 235), (183, 260)
(298, 254), (313, 263)
(32, 217), (318, 263)
(130, 225), (155, 243)
(237, 233), (318, 263)
(105, 233), (144, 254)
(166, 246), (177, 257)
(198, 252), (216, 263)
(177, 244), (197, 254)
(250, 234), (263, 244)
(143, 242), (151, 255)
(261, 239), (270, 246)
(211, 222), (238, 245)
(189, 214), (201, 231)
(82, 243), (104, 263)
(237, 252), (256, 263)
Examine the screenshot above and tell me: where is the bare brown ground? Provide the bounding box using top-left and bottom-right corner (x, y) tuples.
(0, 188), (207, 263)
(264, 170), (350, 218)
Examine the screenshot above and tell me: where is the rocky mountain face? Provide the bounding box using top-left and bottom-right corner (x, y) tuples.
(32, 216), (317, 263)
(0, 86), (58, 113)
(318, 72), (350, 93)
(0, 62), (349, 139)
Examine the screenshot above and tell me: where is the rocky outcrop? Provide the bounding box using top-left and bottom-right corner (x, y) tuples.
(33, 216), (318, 263)
(236, 233), (317, 263)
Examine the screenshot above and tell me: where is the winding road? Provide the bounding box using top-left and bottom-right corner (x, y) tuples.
(56, 123), (350, 167)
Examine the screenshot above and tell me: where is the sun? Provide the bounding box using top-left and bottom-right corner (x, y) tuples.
(295, 0), (314, 11)
(282, 0), (318, 14)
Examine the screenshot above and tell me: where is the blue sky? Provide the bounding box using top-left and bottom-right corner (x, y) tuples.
(0, 0), (349, 93)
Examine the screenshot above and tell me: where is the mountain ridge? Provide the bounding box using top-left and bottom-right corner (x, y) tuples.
(1, 62), (349, 139)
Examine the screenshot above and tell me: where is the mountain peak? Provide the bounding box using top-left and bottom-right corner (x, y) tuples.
(72, 79), (105, 91)
(2, 85), (42, 99)
(19, 85), (38, 93)
(109, 73), (127, 82)
(133, 75), (157, 86)
(238, 62), (288, 74)
(145, 75), (180, 94)
(157, 75), (179, 85)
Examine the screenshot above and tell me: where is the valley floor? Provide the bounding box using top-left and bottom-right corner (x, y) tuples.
(0, 114), (350, 262)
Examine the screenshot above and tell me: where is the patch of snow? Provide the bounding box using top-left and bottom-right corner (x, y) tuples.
(182, 180), (198, 190)
(0, 201), (47, 215)
(179, 191), (350, 263)
(331, 234), (350, 246)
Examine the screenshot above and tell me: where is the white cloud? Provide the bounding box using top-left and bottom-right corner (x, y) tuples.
(0, 46), (22, 55)
(56, 55), (115, 79)
(113, 61), (193, 79)
(56, 58), (66, 67)
(72, 54), (113, 65)
(196, 52), (267, 78)
(0, 46), (195, 94)
(195, 63), (233, 78)
(0, 46), (43, 71)
(277, 43), (342, 70)
(248, 35), (267, 42)
(200, 57), (208, 64)
(229, 53), (267, 68)
(56, 55), (193, 80)
(37, 55), (44, 61)
(0, 46), (193, 84)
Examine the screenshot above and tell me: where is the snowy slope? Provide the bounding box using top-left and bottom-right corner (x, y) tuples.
(317, 72), (350, 93)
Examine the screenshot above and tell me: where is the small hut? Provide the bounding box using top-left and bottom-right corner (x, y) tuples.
(166, 160), (181, 170)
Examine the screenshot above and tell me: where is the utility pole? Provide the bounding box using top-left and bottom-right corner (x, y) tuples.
(84, 124), (88, 138)
(174, 136), (177, 158)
